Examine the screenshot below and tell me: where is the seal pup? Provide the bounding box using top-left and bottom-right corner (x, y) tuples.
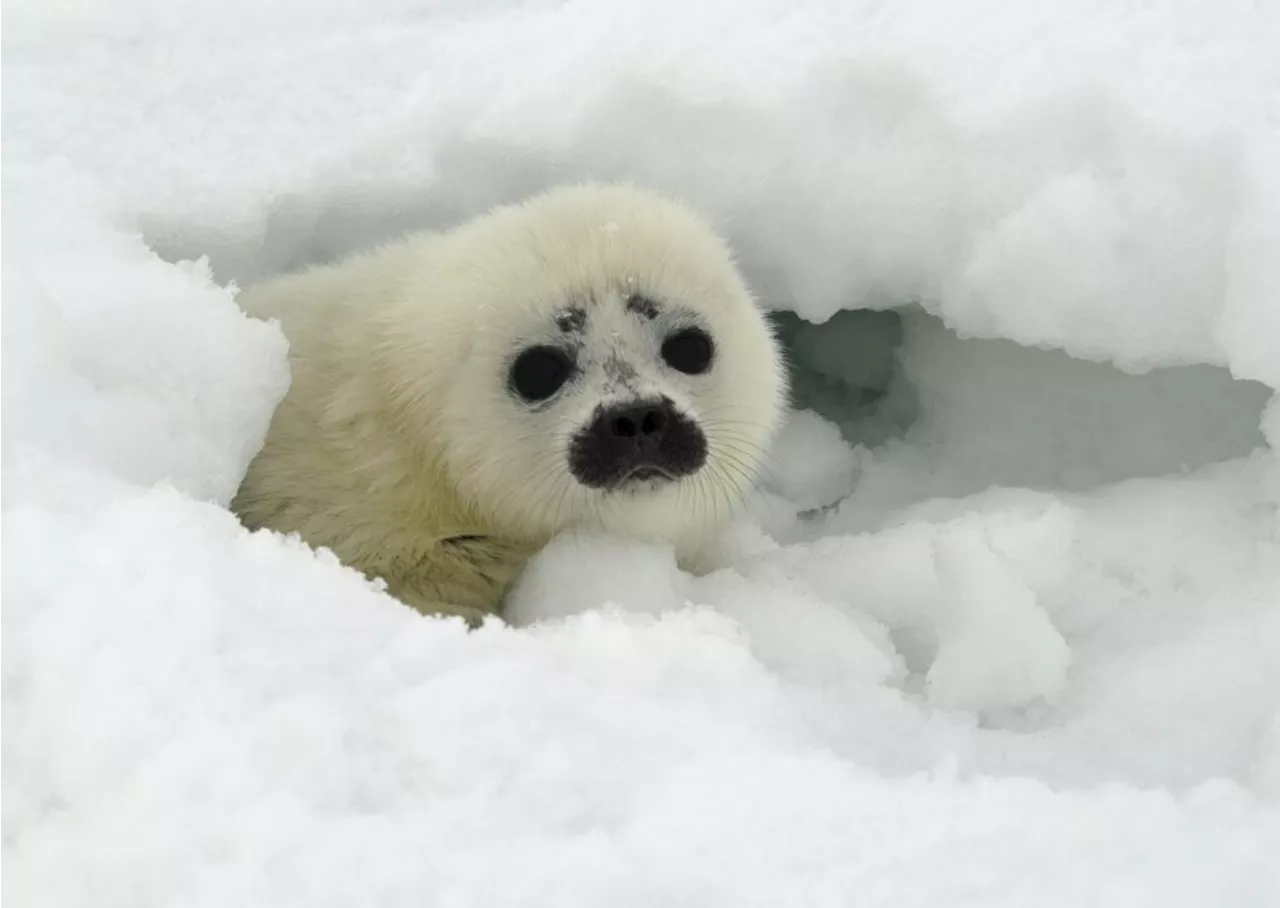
(232, 183), (787, 623)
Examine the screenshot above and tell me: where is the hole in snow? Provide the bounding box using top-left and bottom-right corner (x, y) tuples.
(773, 307), (916, 450)
(769, 304), (1270, 527)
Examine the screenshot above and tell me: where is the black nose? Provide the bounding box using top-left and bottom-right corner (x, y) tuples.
(568, 397), (708, 489)
(606, 404), (667, 442)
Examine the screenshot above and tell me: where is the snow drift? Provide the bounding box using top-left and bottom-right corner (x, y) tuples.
(3, 1), (1279, 905)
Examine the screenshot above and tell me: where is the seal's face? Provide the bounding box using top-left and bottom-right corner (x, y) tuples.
(506, 295), (713, 492)
(434, 184), (787, 548)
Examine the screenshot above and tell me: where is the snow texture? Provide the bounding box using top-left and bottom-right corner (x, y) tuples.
(4, 1), (1280, 905)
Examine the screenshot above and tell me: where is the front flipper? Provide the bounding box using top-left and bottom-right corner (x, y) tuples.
(378, 534), (538, 629)
(392, 592), (494, 629)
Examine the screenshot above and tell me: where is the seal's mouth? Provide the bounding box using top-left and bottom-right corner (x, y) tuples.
(623, 465), (672, 483)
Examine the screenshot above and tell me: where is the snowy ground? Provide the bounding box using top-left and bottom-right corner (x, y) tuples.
(4, 1), (1280, 905)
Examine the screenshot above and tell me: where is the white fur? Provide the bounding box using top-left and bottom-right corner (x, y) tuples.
(232, 183), (787, 620)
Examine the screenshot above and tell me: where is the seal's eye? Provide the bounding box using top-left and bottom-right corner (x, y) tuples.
(510, 346), (575, 402)
(661, 327), (714, 375)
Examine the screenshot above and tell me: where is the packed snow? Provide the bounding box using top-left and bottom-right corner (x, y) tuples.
(4, 1), (1280, 905)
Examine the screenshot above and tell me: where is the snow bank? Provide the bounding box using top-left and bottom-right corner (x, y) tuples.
(4, 1), (1279, 905)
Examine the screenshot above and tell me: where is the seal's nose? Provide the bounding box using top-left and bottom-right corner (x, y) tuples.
(568, 396), (707, 489)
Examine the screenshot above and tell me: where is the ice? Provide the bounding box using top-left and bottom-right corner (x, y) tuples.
(505, 533), (687, 624)
(923, 525), (1071, 713)
(509, 532), (904, 690)
(1, 159), (290, 507)
(5, 0), (1280, 905)
(759, 409), (861, 512)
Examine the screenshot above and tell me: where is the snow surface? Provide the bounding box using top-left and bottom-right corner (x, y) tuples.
(4, 1), (1280, 905)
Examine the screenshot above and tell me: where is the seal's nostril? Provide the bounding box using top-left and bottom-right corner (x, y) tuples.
(612, 415), (638, 438)
(607, 404), (665, 440)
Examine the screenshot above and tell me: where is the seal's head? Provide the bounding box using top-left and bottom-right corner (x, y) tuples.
(393, 183), (787, 550)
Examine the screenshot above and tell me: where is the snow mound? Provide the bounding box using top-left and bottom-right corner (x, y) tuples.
(4, 1), (1280, 905)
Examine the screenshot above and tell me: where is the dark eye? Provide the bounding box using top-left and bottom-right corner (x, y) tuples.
(509, 346), (574, 402)
(661, 327), (714, 375)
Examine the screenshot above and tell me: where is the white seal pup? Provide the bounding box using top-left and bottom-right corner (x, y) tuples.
(232, 183), (787, 623)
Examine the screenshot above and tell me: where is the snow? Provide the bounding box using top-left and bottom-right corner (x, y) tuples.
(4, 0), (1280, 905)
